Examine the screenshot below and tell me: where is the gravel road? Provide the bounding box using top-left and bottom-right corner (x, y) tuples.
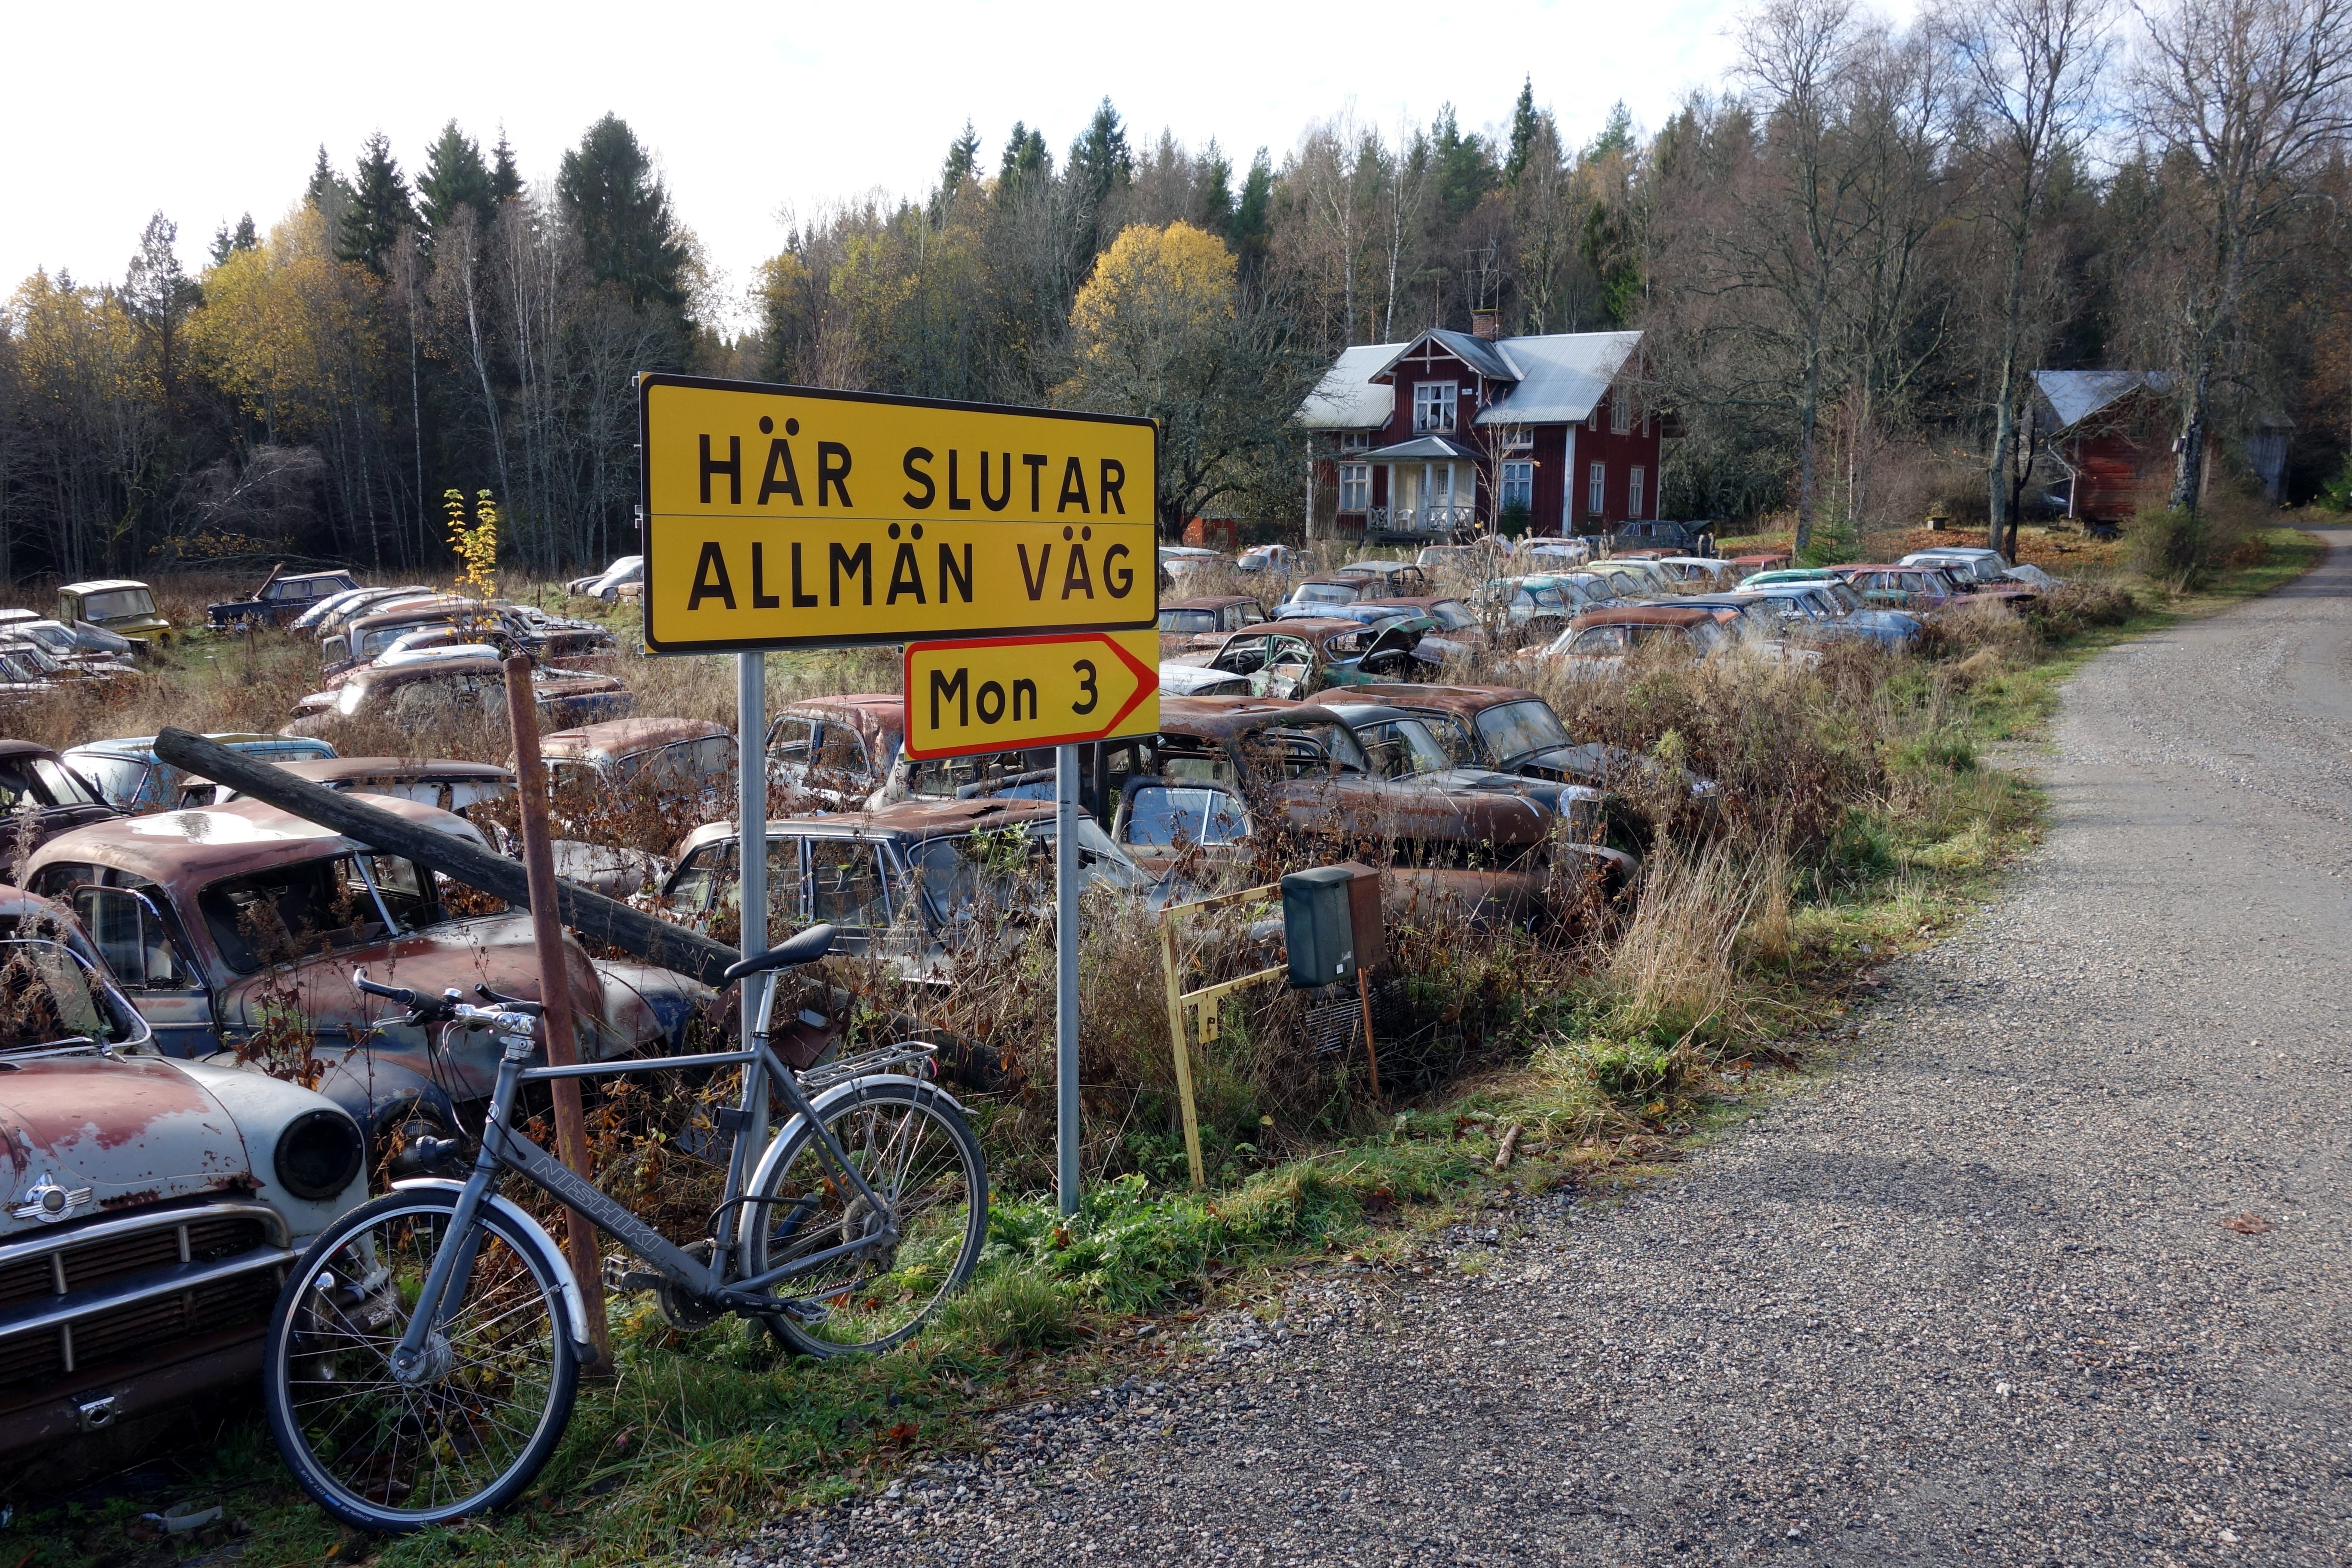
(729, 536), (2352, 1566)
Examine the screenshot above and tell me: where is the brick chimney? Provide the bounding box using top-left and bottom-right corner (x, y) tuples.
(1472, 308), (1500, 341)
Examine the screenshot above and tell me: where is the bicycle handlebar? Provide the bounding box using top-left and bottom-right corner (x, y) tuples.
(353, 969), (539, 1037)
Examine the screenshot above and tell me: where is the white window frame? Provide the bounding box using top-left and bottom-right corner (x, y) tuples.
(1338, 464), (1371, 512)
(1413, 382), (1459, 434)
(1587, 461), (1608, 517)
(1628, 466), (1646, 518)
(1338, 430), (1372, 453)
(1611, 395), (1632, 434)
(1500, 424), (1533, 453)
(1500, 460), (1534, 511)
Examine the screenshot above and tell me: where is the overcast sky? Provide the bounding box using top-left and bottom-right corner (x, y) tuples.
(8, 0), (1785, 327)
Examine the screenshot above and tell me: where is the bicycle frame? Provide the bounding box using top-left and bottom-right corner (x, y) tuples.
(385, 970), (900, 1374)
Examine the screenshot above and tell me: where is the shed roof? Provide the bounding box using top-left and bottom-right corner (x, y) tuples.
(1363, 434), (1482, 462)
(2035, 369), (2174, 431)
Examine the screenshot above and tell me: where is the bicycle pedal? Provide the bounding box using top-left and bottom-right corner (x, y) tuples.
(600, 1258), (665, 1294)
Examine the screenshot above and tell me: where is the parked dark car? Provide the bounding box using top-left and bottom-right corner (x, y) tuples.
(206, 566), (361, 629)
(1157, 596), (1270, 637)
(1610, 520), (1712, 553)
(0, 887), (369, 1459)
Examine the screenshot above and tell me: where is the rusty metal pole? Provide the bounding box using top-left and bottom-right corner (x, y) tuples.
(501, 655), (613, 1372)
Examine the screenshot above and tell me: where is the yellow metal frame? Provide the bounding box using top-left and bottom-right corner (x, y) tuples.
(1158, 884), (1284, 1188)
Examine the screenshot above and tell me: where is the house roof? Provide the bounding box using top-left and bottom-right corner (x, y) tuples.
(2035, 370), (2174, 431)
(1476, 332), (1643, 426)
(1298, 343), (1405, 430)
(1297, 330), (1644, 431)
(1363, 434), (1482, 462)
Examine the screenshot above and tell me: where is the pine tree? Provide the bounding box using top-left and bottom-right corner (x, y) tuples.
(304, 145), (356, 232)
(998, 122), (1050, 196)
(1068, 97), (1133, 211)
(1583, 101), (1635, 163)
(1432, 104), (1496, 228)
(932, 120), (981, 219)
(208, 214), (257, 266)
(490, 129), (523, 202)
(1231, 148), (1273, 280)
(124, 212), (200, 391)
(418, 120), (496, 242)
(1505, 77), (1539, 184)
(339, 131), (417, 274)
(1197, 139), (1235, 232)
(557, 113), (689, 310)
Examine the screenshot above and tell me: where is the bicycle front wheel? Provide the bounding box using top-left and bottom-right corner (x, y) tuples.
(742, 1075), (987, 1357)
(263, 1190), (580, 1531)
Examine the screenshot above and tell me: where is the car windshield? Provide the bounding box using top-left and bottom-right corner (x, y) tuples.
(1820, 580), (1867, 612)
(1243, 721), (1370, 778)
(20, 623), (73, 652)
(0, 756), (99, 810)
(1423, 600), (1477, 631)
(0, 938), (116, 1051)
(1292, 583), (1357, 604)
(1522, 585), (1568, 609)
(1474, 700), (1572, 763)
(69, 754), (152, 808)
(80, 588), (155, 620)
(1158, 609), (1217, 633)
(1356, 717), (1455, 780)
(199, 851), (437, 972)
(1122, 784), (1249, 848)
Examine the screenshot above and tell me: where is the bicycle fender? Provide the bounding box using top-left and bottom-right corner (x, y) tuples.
(391, 1178), (596, 1351)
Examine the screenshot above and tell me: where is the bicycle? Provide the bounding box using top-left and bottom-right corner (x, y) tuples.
(260, 923), (989, 1532)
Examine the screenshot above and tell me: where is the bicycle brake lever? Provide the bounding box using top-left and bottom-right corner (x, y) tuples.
(474, 983), (546, 1017)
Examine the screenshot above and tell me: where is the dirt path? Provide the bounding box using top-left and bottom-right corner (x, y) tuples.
(734, 538), (2352, 1567)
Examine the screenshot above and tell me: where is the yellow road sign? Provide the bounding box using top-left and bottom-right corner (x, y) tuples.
(901, 629), (1161, 760)
(639, 375), (1159, 653)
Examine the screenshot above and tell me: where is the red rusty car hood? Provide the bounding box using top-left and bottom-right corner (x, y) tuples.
(0, 1053), (250, 1238)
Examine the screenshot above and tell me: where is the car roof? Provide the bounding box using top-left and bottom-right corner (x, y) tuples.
(345, 597), (483, 633)
(28, 794), (484, 887)
(540, 716), (729, 760)
(256, 756), (514, 784)
(59, 579), (151, 594)
(280, 570), (356, 584)
(1568, 604), (1736, 628)
(1344, 682), (1543, 715)
(0, 741), (67, 764)
(1155, 694), (1350, 742)
(671, 795), (1063, 858)
(1163, 596), (1262, 611)
(65, 733), (332, 761)
(775, 692), (906, 739)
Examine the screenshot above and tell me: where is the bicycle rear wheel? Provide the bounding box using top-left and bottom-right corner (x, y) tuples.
(263, 1190), (579, 1531)
(741, 1075), (987, 1357)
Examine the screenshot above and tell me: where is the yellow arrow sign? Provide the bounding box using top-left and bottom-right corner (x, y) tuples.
(902, 629), (1161, 760)
(639, 375), (1159, 653)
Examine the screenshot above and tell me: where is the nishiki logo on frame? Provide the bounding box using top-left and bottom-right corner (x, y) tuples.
(639, 374), (1158, 655)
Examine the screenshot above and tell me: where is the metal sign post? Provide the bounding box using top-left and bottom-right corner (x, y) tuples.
(737, 651), (766, 1048)
(1055, 744), (1082, 1216)
(640, 373), (1160, 1219)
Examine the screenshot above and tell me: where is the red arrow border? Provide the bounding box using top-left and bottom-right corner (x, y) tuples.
(900, 631), (1161, 760)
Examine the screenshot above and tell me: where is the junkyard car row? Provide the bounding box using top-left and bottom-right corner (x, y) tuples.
(0, 538), (2045, 1459)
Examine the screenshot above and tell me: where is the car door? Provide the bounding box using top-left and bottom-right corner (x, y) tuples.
(805, 836), (906, 958)
(69, 883), (220, 1055)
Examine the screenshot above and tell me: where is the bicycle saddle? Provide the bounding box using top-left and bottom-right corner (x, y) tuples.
(720, 924), (838, 984)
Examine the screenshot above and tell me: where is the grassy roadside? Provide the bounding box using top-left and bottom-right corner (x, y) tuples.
(3, 528), (2324, 1568)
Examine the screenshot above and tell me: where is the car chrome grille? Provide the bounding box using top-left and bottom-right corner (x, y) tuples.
(0, 1205), (292, 1391)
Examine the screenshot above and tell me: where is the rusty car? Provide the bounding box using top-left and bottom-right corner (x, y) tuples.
(0, 885), (368, 1457)
(17, 796), (710, 1148)
(55, 582), (175, 656)
(210, 755), (515, 818)
(1162, 616), (1437, 700)
(1108, 695), (1632, 924)
(64, 734), (339, 813)
(206, 566), (361, 630)
(1156, 596), (1270, 638)
(766, 693), (906, 808)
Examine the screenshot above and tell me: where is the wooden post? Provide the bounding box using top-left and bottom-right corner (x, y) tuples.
(1158, 912), (1206, 1190)
(1356, 965), (1382, 1101)
(502, 656), (613, 1372)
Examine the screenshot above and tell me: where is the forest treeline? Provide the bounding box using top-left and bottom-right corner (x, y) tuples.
(6, 0), (2352, 579)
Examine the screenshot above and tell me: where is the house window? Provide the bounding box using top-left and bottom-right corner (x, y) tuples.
(1500, 425), (1533, 452)
(1500, 461), (1534, 511)
(1339, 431), (1372, 453)
(1628, 466), (1646, 518)
(1611, 396), (1632, 434)
(1339, 464), (1370, 512)
(1587, 462), (1607, 517)
(1414, 383), (1458, 433)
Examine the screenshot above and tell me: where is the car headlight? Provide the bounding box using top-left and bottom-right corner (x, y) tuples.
(336, 682), (366, 716)
(275, 1108), (365, 1200)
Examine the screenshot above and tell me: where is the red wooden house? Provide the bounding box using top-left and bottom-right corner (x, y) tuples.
(1298, 322), (1664, 541)
(2036, 371), (2176, 523)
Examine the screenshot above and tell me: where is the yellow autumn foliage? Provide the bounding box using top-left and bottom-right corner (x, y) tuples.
(1068, 222), (1235, 370)
(184, 207), (379, 438)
